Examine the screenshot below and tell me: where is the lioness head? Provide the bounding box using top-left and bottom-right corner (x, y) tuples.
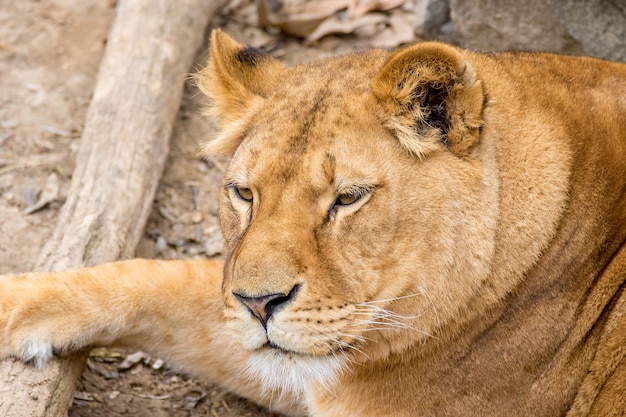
(196, 30), (503, 393)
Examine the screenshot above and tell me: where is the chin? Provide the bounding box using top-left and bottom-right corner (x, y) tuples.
(245, 346), (346, 399)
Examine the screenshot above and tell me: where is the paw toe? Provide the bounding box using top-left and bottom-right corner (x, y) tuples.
(21, 340), (53, 368)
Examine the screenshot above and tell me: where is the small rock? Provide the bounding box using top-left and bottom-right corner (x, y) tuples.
(118, 351), (147, 371)
(155, 236), (168, 254)
(202, 233), (224, 257)
(151, 358), (164, 370)
(24, 173), (61, 214)
(74, 391), (95, 402)
(42, 125), (72, 137)
(191, 210), (204, 224)
(87, 358), (120, 379)
(25, 83), (43, 92)
(0, 120), (18, 129)
(2, 191), (15, 202)
(184, 391), (207, 410)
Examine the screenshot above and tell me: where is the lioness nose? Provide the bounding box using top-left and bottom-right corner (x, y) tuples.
(233, 285), (299, 328)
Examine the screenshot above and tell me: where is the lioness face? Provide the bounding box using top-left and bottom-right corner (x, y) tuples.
(199, 31), (499, 389)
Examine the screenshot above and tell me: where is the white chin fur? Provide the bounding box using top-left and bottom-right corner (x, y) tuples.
(246, 349), (345, 399)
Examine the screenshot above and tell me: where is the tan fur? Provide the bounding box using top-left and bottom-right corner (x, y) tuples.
(1, 30), (625, 416)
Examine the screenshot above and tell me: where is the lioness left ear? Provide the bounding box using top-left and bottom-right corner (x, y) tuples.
(195, 29), (285, 155)
(372, 42), (485, 158)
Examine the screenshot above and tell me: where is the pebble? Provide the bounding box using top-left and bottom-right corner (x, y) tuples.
(191, 210), (203, 223)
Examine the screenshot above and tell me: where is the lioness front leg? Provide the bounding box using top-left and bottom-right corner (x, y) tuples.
(0, 259), (304, 416)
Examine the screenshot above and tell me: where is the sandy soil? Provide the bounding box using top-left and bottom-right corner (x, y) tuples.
(0, 1), (412, 415)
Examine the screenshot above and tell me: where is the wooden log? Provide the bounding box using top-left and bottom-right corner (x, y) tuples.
(0, 0), (227, 415)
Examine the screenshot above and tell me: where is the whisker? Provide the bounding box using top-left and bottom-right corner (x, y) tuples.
(330, 349), (355, 370)
(335, 340), (372, 361)
(317, 374), (338, 400)
(345, 318), (438, 339)
(351, 308), (424, 321)
(350, 321), (415, 331)
(332, 351), (358, 370)
(356, 293), (423, 305)
(367, 326), (436, 338)
(420, 286), (442, 329)
(333, 332), (371, 345)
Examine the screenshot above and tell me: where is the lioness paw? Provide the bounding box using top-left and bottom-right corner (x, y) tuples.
(0, 314), (60, 367)
(20, 339), (55, 368)
(0, 277), (57, 367)
(0, 313), (56, 367)
(0, 337), (55, 368)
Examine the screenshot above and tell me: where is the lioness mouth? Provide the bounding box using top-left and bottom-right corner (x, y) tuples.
(263, 341), (296, 355)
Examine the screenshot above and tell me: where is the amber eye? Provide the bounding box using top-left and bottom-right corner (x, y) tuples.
(327, 186), (372, 220)
(234, 187), (253, 202)
(335, 193), (360, 206)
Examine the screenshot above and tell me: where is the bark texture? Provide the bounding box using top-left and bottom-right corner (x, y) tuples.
(0, 0), (226, 415)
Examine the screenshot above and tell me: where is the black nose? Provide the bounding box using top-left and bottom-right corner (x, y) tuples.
(234, 285), (300, 328)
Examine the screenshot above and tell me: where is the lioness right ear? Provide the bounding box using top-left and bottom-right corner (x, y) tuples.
(195, 29), (285, 155)
(372, 42), (485, 158)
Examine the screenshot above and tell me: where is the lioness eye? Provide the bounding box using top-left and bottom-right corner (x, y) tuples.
(234, 187), (253, 202)
(335, 193), (360, 206)
(327, 186), (372, 220)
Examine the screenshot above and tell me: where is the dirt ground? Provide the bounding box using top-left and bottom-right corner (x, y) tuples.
(0, 1), (416, 416)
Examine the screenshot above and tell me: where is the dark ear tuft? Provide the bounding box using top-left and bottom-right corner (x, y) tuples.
(194, 29), (286, 156)
(236, 46), (270, 66)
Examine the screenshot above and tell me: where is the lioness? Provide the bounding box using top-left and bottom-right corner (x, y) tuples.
(1, 29), (625, 417)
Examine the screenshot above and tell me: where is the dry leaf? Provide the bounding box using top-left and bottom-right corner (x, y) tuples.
(24, 172), (61, 214)
(349, 0), (407, 18)
(370, 8), (416, 47)
(258, 0), (409, 38)
(299, 0), (352, 16)
(307, 13), (387, 41)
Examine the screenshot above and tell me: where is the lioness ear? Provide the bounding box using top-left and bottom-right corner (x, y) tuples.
(372, 42), (485, 158)
(195, 29), (284, 155)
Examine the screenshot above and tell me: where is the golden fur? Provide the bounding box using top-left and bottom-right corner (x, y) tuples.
(1, 29), (626, 416)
